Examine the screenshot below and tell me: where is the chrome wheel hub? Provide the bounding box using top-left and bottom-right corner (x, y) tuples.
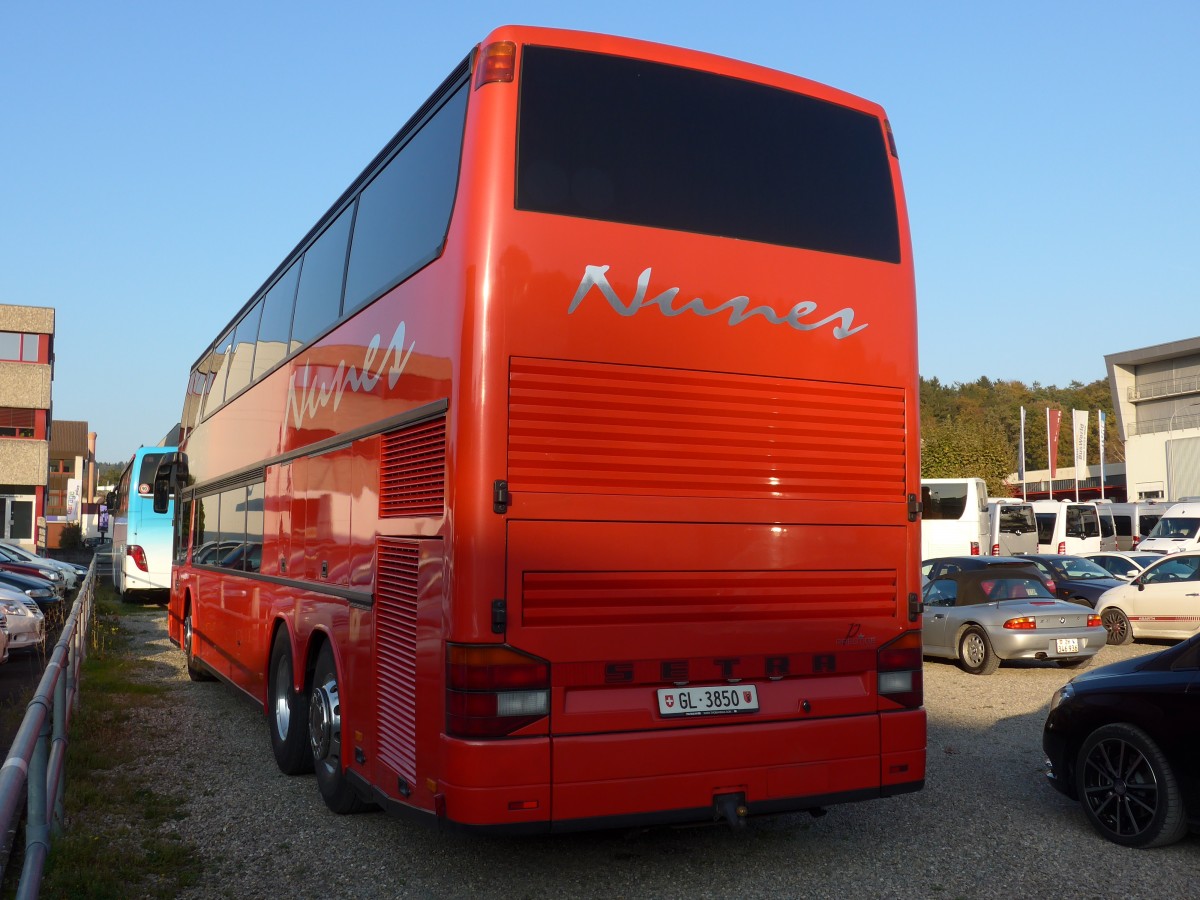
(273, 655), (293, 739)
(309, 677), (341, 763)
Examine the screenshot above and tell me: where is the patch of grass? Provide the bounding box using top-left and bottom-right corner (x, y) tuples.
(36, 583), (204, 899)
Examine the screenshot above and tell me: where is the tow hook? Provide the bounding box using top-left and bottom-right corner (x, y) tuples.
(713, 792), (748, 829)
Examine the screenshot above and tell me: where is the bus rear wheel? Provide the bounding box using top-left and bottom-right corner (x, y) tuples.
(183, 605), (215, 682)
(309, 642), (371, 814)
(269, 634), (313, 775)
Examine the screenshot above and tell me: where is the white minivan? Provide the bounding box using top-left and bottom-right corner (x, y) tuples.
(1092, 500), (1119, 552)
(986, 499), (1037, 556)
(1136, 502), (1200, 554)
(1108, 501), (1165, 550)
(1031, 499), (1104, 555)
(921, 477), (990, 559)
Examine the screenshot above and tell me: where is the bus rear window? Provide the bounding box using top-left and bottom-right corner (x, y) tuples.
(516, 46), (901, 263)
(137, 453), (167, 496)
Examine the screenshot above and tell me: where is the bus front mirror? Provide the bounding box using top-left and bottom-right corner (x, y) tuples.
(104, 491), (116, 509)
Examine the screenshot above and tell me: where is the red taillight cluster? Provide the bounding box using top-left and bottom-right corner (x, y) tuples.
(1003, 616), (1038, 630)
(1057, 541), (1066, 555)
(1088, 614), (1102, 628)
(877, 630), (923, 710)
(1131, 535), (1140, 548)
(127, 544), (149, 572)
(991, 543), (1000, 556)
(970, 542), (980, 556)
(446, 643), (550, 738)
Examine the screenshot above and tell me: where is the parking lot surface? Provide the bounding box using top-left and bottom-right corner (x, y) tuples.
(122, 616), (1199, 899)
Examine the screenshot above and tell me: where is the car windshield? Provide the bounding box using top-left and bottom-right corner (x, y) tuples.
(1146, 517), (1200, 540)
(1051, 558), (1115, 580)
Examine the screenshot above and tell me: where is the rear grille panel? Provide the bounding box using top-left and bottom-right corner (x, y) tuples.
(522, 569), (897, 627)
(508, 358), (906, 501)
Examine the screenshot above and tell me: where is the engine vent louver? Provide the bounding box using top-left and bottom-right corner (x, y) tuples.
(375, 537), (420, 787)
(380, 417), (446, 518)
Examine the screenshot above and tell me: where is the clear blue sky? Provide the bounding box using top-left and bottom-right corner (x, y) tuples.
(2, 2), (1197, 463)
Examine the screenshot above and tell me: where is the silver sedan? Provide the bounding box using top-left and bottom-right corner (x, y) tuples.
(922, 569), (1108, 675)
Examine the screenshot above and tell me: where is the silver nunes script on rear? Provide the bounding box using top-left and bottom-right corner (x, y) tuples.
(567, 264), (868, 339)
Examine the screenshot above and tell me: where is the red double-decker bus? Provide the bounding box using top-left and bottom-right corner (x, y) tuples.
(164, 25), (924, 832)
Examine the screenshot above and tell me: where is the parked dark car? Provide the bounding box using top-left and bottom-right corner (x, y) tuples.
(1015, 554), (1126, 609)
(0, 569), (61, 616)
(0, 554), (65, 596)
(922, 556), (1055, 593)
(1043, 633), (1200, 847)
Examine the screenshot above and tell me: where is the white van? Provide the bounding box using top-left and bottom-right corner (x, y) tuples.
(986, 499), (1037, 556)
(921, 478), (990, 559)
(1092, 500), (1119, 552)
(1136, 502), (1200, 554)
(1031, 499), (1103, 555)
(1108, 501), (1164, 550)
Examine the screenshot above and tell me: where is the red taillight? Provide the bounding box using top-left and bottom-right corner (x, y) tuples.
(446, 643), (549, 738)
(970, 542), (980, 556)
(475, 41), (516, 87)
(1057, 542), (1066, 555)
(1003, 616), (1038, 630)
(877, 630), (923, 710)
(991, 543), (1000, 556)
(1045, 580), (1057, 594)
(1088, 614), (1102, 628)
(127, 545), (148, 572)
(1132, 535), (1140, 548)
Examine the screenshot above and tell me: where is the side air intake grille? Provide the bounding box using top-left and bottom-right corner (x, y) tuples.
(375, 538), (420, 786)
(380, 417), (446, 517)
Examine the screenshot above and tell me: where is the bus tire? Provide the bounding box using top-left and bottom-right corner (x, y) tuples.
(268, 634), (313, 775)
(310, 642), (372, 814)
(183, 604), (215, 683)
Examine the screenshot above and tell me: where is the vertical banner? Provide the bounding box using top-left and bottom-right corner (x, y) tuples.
(1072, 409), (1089, 500)
(1098, 410), (1106, 499)
(1018, 407), (1027, 500)
(1048, 408), (1062, 490)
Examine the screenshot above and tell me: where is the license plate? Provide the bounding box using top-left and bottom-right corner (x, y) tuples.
(1056, 638), (1079, 654)
(657, 684), (759, 717)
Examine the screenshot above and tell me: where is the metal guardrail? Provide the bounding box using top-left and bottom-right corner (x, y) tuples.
(1127, 374), (1200, 401)
(0, 560), (96, 898)
(1126, 412), (1200, 437)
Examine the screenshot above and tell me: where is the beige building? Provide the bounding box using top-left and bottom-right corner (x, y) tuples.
(1106, 337), (1200, 502)
(0, 304), (54, 549)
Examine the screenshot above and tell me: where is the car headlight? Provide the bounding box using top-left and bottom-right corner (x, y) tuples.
(25, 589), (52, 599)
(1049, 682), (1075, 713)
(0, 600), (29, 617)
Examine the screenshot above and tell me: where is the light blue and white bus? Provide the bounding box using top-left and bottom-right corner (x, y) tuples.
(108, 446), (177, 600)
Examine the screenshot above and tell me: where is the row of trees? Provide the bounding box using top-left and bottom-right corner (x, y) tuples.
(920, 376), (1121, 497)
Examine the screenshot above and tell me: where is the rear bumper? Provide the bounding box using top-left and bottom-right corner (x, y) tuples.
(434, 710), (926, 832)
(992, 627), (1107, 660)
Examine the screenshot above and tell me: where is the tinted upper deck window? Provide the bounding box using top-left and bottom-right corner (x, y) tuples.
(516, 46), (901, 263)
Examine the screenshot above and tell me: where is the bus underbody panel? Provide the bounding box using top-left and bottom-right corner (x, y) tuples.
(433, 711), (924, 831)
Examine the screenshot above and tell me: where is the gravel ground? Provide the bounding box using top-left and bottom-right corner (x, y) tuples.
(120, 612), (1200, 899)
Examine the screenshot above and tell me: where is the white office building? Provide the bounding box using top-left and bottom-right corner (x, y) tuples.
(1106, 337), (1200, 502)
